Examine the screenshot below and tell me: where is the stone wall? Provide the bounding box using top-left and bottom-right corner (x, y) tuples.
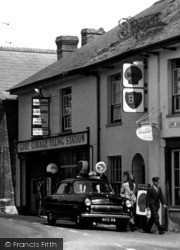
(0, 100), (18, 206)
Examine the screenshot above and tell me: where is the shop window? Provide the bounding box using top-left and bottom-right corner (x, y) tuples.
(107, 74), (122, 125)
(110, 156), (122, 194)
(62, 87), (72, 131)
(172, 150), (180, 206)
(172, 59), (180, 113)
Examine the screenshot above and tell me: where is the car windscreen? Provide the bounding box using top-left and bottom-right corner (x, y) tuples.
(74, 180), (115, 194)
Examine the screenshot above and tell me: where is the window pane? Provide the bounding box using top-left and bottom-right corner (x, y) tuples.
(113, 105), (121, 121)
(174, 170), (180, 187)
(172, 67), (180, 113)
(175, 188), (180, 205)
(62, 88), (72, 130)
(111, 74), (121, 123)
(110, 156), (122, 194)
(172, 150), (180, 206)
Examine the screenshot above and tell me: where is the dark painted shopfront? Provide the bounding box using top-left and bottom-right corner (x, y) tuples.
(17, 131), (89, 214)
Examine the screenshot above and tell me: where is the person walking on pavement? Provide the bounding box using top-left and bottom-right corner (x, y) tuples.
(146, 176), (166, 235)
(120, 173), (136, 230)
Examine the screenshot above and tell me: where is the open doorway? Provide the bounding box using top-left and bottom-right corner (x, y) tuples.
(132, 153), (145, 185)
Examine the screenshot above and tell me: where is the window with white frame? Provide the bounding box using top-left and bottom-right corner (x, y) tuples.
(110, 156), (122, 194)
(171, 150), (180, 206)
(111, 74), (122, 122)
(110, 74), (122, 123)
(172, 59), (180, 113)
(62, 87), (71, 131)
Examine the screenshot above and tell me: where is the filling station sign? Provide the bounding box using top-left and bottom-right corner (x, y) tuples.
(17, 132), (88, 153)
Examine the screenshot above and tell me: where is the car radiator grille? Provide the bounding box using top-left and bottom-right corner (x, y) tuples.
(91, 205), (124, 214)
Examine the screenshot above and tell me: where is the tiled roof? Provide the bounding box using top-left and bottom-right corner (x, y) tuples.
(0, 47), (56, 99)
(10, 0), (180, 94)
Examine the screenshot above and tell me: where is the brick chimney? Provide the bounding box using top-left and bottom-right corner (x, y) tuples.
(81, 28), (105, 46)
(55, 36), (79, 60)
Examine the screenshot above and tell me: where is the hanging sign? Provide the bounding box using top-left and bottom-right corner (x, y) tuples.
(123, 62), (144, 88)
(123, 88), (144, 112)
(46, 163), (58, 174)
(95, 161), (107, 174)
(136, 190), (148, 216)
(32, 97), (50, 136)
(136, 124), (159, 141)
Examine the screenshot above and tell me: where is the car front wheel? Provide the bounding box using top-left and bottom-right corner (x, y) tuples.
(47, 212), (56, 225)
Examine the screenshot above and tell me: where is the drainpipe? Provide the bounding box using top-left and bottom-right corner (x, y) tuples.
(96, 74), (100, 162)
(83, 72), (101, 163)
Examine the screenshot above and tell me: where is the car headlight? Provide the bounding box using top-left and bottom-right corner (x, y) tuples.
(125, 200), (132, 208)
(84, 198), (91, 206)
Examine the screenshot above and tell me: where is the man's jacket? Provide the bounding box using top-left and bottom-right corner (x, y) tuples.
(146, 185), (165, 209)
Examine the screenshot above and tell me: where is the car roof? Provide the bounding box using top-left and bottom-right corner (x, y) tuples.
(60, 176), (107, 183)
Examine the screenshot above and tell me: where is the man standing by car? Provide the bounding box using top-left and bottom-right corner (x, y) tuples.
(146, 177), (166, 235)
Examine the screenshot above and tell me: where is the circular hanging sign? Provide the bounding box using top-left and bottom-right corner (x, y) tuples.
(136, 124), (159, 141)
(95, 161), (107, 174)
(46, 163), (58, 174)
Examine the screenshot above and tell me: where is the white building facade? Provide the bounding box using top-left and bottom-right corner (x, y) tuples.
(9, 0), (180, 231)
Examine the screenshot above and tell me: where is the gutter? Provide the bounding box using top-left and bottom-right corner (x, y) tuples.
(96, 74), (100, 162)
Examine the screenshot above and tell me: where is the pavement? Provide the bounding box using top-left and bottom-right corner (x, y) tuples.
(0, 213), (47, 223)
(0, 213), (179, 236)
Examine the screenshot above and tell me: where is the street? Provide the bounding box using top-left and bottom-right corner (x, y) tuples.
(0, 214), (179, 250)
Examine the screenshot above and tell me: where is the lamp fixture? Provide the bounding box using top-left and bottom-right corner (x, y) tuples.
(34, 88), (43, 96)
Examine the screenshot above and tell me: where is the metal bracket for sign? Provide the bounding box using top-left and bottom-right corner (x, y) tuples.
(136, 113), (149, 126)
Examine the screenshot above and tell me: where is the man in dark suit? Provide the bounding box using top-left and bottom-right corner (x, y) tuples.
(146, 177), (166, 235)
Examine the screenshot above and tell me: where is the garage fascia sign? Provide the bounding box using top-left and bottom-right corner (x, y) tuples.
(18, 132), (88, 153)
(136, 124), (159, 141)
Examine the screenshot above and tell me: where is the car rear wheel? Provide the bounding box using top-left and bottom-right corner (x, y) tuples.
(47, 212), (56, 225)
(116, 219), (128, 231)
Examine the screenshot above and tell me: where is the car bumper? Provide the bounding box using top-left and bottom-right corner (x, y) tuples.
(81, 213), (130, 219)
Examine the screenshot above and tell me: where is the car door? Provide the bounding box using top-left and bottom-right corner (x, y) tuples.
(51, 182), (67, 217)
(58, 181), (74, 219)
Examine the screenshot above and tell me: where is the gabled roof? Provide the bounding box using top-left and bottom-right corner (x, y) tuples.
(0, 47), (56, 99)
(10, 0), (180, 94)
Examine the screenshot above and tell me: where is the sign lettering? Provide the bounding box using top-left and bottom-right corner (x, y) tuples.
(118, 12), (167, 41)
(18, 132), (88, 153)
(32, 97), (50, 136)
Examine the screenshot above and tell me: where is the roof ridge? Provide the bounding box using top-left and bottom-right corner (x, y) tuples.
(0, 46), (56, 54)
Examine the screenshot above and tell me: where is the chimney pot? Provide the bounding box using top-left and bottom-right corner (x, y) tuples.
(55, 36), (79, 60)
(81, 28), (105, 46)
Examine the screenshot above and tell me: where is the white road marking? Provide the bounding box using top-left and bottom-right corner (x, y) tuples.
(113, 243), (123, 248)
(82, 233), (90, 236)
(68, 229), (78, 233)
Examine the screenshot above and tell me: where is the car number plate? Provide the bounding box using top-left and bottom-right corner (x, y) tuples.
(102, 218), (116, 223)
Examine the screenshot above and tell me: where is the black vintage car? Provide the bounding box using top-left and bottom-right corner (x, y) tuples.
(42, 175), (131, 231)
